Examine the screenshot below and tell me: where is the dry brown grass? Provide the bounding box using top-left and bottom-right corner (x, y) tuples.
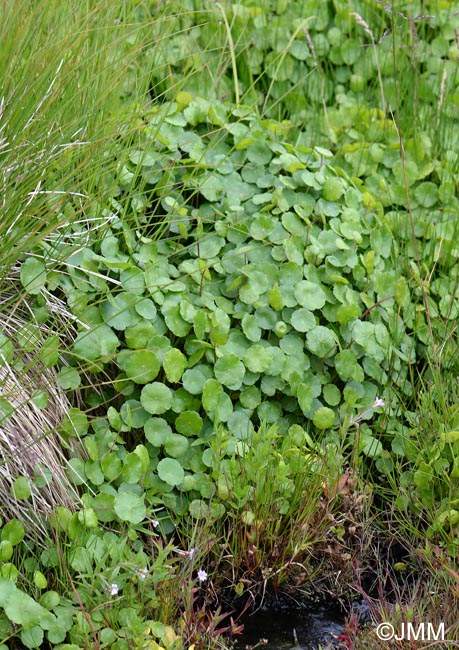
(0, 300), (85, 541)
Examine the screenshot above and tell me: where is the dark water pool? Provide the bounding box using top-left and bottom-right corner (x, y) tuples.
(235, 605), (345, 650)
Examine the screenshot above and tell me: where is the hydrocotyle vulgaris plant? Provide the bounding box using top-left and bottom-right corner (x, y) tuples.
(38, 96), (424, 538)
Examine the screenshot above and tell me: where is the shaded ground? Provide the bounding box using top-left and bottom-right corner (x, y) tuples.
(235, 605), (345, 650)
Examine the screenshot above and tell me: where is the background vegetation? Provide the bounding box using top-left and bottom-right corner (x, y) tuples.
(1, 0), (459, 648)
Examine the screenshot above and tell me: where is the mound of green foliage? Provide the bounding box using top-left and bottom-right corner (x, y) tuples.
(145, 0), (459, 135)
(25, 96), (418, 530)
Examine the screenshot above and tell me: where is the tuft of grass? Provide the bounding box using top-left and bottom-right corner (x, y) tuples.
(173, 422), (372, 609)
(0, 0), (158, 538)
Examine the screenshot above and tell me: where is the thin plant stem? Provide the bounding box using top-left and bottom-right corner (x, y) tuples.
(215, 3), (239, 105)
(389, 16), (438, 369)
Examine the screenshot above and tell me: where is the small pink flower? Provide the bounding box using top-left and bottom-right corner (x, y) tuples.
(373, 397), (385, 409)
(197, 569), (207, 582)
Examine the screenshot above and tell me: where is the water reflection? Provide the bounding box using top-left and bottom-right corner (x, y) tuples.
(236, 606), (345, 650)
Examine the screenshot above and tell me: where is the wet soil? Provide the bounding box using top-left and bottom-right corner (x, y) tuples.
(235, 604), (345, 650)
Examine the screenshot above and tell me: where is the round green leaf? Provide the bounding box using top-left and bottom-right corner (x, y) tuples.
(1, 520), (25, 545)
(214, 354), (245, 389)
(140, 383), (173, 414)
(362, 433), (383, 458)
(180, 300), (197, 323)
(392, 160), (418, 186)
(144, 418), (172, 445)
(30, 389), (48, 410)
(113, 492), (146, 524)
(91, 493), (116, 523)
(341, 38), (360, 65)
(163, 305), (191, 336)
(100, 293), (138, 330)
(100, 628), (118, 645)
(322, 177), (344, 201)
(306, 326), (337, 358)
(73, 324), (119, 362)
(284, 236), (304, 265)
(193, 310), (209, 338)
(297, 384), (313, 413)
(0, 541), (12, 562)
(336, 303), (360, 325)
(247, 140), (272, 165)
(243, 345), (272, 373)
(269, 283), (284, 311)
(67, 458), (87, 486)
(182, 366), (212, 394)
(239, 271), (270, 304)
(290, 308), (316, 332)
(193, 235), (225, 258)
(39, 591), (60, 610)
(3, 589), (53, 628)
(214, 392), (233, 423)
(250, 215), (275, 239)
(202, 379), (233, 422)
(202, 379), (223, 413)
(210, 308), (231, 345)
(313, 407), (336, 429)
(175, 411), (203, 436)
(189, 499), (209, 519)
(344, 382), (365, 406)
(274, 321), (289, 337)
(157, 458), (185, 486)
(257, 401), (282, 423)
(241, 314), (261, 342)
(40, 590), (61, 610)
(11, 477), (31, 500)
(239, 385), (261, 409)
(294, 281), (326, 310)
(101, 454), (122, 481)
(21, 627), (44, 648)
(57, 367), (81, 390)
(164, 433), (189, 458)
(120, 267), (145, 294)
(84, 460), (104, 485)
(414, 182), (438, 208)
(172, 387), (199, 414)
(61, 408), (88, 437)
(125, 322), (157, 349)
(228, 410), (252, 437)
(163, 348), (187, 383)
(261, 375), (285, 396)
(120, 399), (150, 429)
(323, 384), (341, 406)
(122, 452), (144, 483)
(20, 258), (47, 295)
(77, 508), (98, 528)
(335, 350), (363, 381)
(134, 298), (157, 319)
(124, 350), (160, 384)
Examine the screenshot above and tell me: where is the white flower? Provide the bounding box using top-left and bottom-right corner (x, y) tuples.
(373, 397), (385, 409)
(197, 569), (207, 582)
(138, 567), (148, 580)
(108, 583), (119, 596)
(152, 520), (159, 528)
(174, 547), (195, 558)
